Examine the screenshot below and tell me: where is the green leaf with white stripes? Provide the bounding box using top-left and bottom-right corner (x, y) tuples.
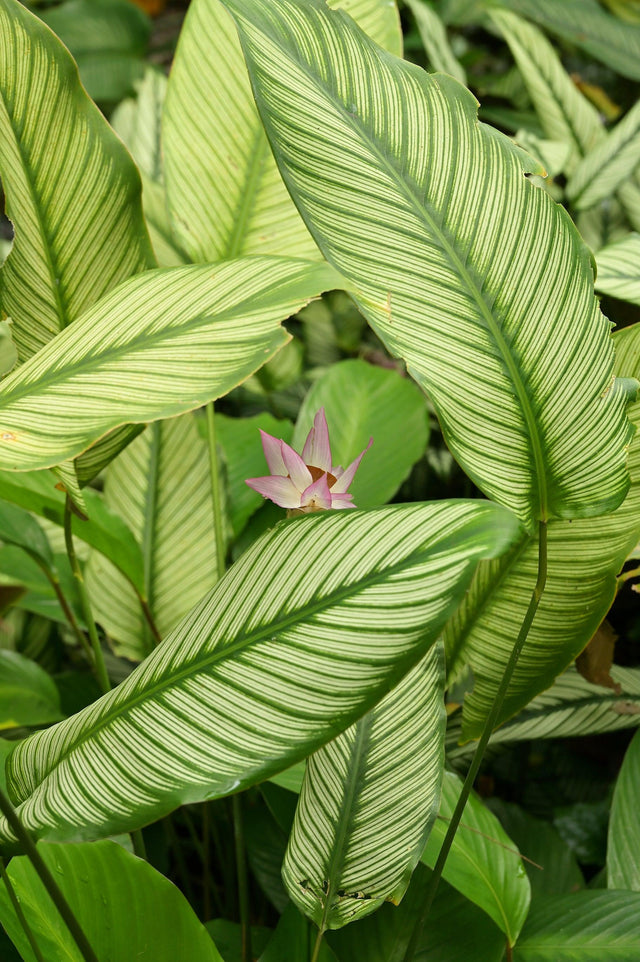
(608, 728), (640, 891)
(0, 258), (339, 472)
(447, 666), (640, 766)
(445, 322), (640, 738)
(405, 0), (466, 84)
(85, 413), (219, 661)
(111, 68), (188, 268)
(566, 101), (640, 210)
(0, 500), (520, 844)
(422, 771), (531, 944)
(595, 234), (640, 306)
(223, 0), (634, 533)
(488, 0), (640, 81)
(282, 646), (445, 929)
(164, 0), (399, 265)
(0, 0), (153, 363)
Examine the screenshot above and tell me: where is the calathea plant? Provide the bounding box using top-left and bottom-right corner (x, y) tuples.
(0, 0), (639, 960)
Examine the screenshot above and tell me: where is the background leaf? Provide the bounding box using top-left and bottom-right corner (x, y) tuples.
(607, 728), (640, 890)
(163, 0), (400, 264)
(0, 0), (153, 362)
(0, 650), (63, 731)
(0, 840), (224, 962)
(512, 891), (640, 960)
(595, 234), (640, 306)
(292, 360), (429, 509)
(0, 500), (520, 844)
(85, 413), (219, 660)
(422, 771), (530, 944)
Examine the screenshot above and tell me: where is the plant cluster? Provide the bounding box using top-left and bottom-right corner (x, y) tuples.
(0, 0), (639, 960)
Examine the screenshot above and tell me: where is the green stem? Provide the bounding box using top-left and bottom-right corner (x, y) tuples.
(205, 403), (227, 579)
(131, 829), (147, 860)
(233, 794), (252, 962)
(403, 521), (548, 962)
(618, 563), (640, 586)
(141, 422), (162, 654)
(0, 855), (46, 962)
(310, 927), (325, 962)
(63, 497), (110, 695)
(34, 559), (92, 662)
(139, 596), (162, 646)
(0, 788), (99, 962)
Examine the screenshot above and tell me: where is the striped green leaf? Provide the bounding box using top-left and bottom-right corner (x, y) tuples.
(595, 233), (640, 306)
(447, 666), (640, 764)
(85, 413), (219, 661)
(164, 0), (400, 265)
(512, 891), (640, 961)
(327, 0), (402, 58)
(0, 500), (520, 844)
(282, 646), (445, 929)
(111, 68), (188, 268)
(223, 0), (634, 533)
(608, 728), (640, 891)
(0, 258), (339, 472)
(488, 0), (640, 81)
(489, 9), (604, 174)
(405, 0), (467, 84)
(0, 0), (153, 363)
(566, 101), (640, 210)
(422, 771), (530, 944)
(445, 322), (640, 738)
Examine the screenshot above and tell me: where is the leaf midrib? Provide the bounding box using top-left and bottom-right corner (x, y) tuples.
(12, 519), (476, 796)
(244, 6), (548, 520)
(223, 124), (270, 259)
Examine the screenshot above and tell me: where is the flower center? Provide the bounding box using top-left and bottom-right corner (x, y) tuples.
(307, 464), (337, 486)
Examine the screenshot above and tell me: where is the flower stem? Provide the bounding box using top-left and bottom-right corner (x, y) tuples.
(0, 855), (46, 962)
(205, 402), (227, 579)
(63, 496), (110, 695)
(403, 521), (548, 962)
(0, 788), (99, 962)
(232, 794), (252, 962)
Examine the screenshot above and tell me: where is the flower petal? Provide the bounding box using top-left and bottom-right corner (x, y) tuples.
(331, 437), (373, 494)
(260, 430), (287, 476)
(281, 441), (313, 491)
(301, 407), (332, 472)
(245, 475), (302, 508)
(300, 473), (332, 511)
(330, 492), (356, 509)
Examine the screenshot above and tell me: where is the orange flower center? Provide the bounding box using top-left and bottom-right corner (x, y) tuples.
(307, 464), (337, 487)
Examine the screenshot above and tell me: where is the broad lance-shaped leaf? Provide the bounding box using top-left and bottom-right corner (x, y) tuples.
(607, 728), (640, 891)
(595, 234), (640, 307)
(85, 413), (220, 661)
(0, 500), (520, 844)
(445, 322), (640, 738)
(447, 665), (640, 765)
(222, 0), (634, 533)
(0, 840), (223, 962)
(566, 99), (640, 210)
(283, 646), (445, 929)
(163, 0), (400, 264)
(0, 0), (153, 363)
(0, 258), (339, 472)
(422, 771), (530, 944)
(487, 0), (640, 82)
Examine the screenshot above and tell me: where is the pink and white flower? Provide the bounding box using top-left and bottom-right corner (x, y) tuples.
(246, 408), (372, 513)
